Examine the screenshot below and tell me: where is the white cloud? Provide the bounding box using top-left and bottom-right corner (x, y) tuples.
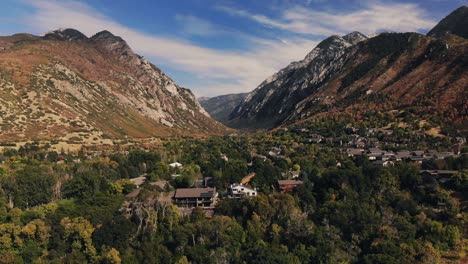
(22, 0), (317, 97)
(220, 2), (437, 36)
(18, 0), (438, 97)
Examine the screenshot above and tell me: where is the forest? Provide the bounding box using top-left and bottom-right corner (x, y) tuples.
(0, 130), (466, 263)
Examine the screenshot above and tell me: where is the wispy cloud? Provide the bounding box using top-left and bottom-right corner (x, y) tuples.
(17, 0), (438, 97)
(219, 2), (437, 35)
(21, 0), (317, 96)
(174, 15), (220, 36)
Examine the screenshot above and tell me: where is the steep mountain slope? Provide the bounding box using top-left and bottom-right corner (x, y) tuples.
(287, 33), (467, 129)
(0, 29), (227, 142)
(427, 6), (468, 39)
(228, 7), (467, 133)
(229, 32), (368, 128)
(198, 93), (247, 124)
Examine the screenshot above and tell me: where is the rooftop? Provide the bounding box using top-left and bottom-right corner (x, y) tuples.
(174, 188), (216, 198)
(278, 180), (303, 185)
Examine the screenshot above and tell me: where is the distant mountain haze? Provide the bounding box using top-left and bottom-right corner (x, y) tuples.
(198, 93), (248, 124)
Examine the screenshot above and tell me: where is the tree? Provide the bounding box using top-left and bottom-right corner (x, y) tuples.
(61, 217), (97, 262)
(15, 165), (55, 208)
(100, 246), (121, 264)
(63, 171), (108, 199)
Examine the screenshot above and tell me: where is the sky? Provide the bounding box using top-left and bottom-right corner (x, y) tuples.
(0, 0), (465, 97)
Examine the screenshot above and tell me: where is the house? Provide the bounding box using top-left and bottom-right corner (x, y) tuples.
(354, 141), (366, 148)
(278, 180), (303, 193)
(173, 188), (218, 208)
(228, 184), (257, 198)
(368, 148), (383, 155)
(409, 156), (426, 164)
(308, 134), (324, 144)
(381, 153), (395, 161)
(395, 151), (411, 161)
(432, 152), (455, 160)
(269, 147), (282, 156)
(420, 170), (458, 178)
(289, 170), (300, 179)
(346, 148), (364, 157)
(372, 160), (394, 167)
(411, 151), (426, 157)
(169, 162), (183, 168)
(367, 148), (383, 160)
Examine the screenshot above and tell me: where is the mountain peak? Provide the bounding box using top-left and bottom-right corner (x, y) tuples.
(89, 30), (135, 61)
(342, 31), (368, 45)
(90, 30), (126, 43)
(43, 28), (88, 41)
(427, 6), (468, 39)
(91, 30), (116, 39)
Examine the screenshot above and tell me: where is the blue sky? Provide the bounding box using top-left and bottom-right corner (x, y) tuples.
(0, 0), (465, 96)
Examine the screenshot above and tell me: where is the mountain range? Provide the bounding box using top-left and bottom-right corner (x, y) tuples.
(202, 6), (467, 134)
(0, 29), (228, 142)
(0, 6), (467, 142)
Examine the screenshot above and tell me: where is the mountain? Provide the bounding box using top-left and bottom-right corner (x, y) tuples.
(229, 32), (368, 128)
(427, 6), (468, 39)
(228, 7), (467, 133)
(198, 93), (247, 124)
(0, 29), (227, 142)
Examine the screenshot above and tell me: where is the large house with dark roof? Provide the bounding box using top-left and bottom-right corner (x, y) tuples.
(173, 187), (217, 208)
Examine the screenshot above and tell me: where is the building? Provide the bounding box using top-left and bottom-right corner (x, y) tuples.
(173, 188), (217, 208)
(278, 180), (303, 193)
(169, 162), (183, 168)
(420, 170), (458, 179)
(372, 160), (394, 167)
(289, 170), (300, 179)
(228, 184), (257, 198)
(346, 148), (364, 157)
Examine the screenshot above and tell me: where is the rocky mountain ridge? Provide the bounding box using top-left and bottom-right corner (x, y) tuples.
(226, 7), (467, 134)
(0, 29), (226, 142)
(229, 32), (368, 128)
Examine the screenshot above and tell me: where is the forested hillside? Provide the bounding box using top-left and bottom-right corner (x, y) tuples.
(0, 127), (466, 263)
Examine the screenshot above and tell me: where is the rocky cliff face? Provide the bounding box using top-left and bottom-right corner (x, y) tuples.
(0, 29), (226, 142)
(227, 7), (467, 133)
(229, 32), (368, 128)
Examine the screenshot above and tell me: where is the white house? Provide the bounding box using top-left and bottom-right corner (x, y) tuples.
(169, 162), (183, 168)
(228, 184), (257, 198)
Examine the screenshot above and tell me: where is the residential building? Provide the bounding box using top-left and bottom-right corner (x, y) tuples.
(278, 180), (303, 193)
(173, 188), (217, 208)
(169, 162), (183, 168)
(228, 184), (257, 198)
